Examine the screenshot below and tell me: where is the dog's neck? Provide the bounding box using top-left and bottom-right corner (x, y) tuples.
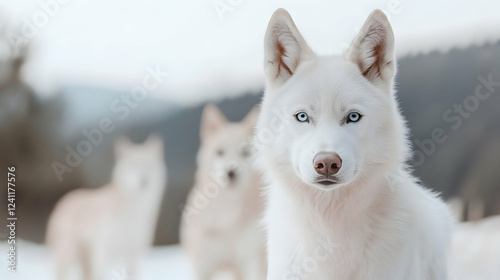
(269, 160), (402, 233)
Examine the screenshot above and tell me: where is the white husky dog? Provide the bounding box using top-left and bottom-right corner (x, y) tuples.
(46, 135), (166, 280)
(255, 9), (452, 279)
(181, 104), (266, 280)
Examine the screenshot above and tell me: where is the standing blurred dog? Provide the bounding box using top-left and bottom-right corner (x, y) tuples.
(180, 104), (266, 280)
(46, 135), (167, 280)
(255, 9), (451, 279)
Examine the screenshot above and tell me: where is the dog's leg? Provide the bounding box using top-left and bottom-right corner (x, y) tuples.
(190, 238), (224, 280)
(54, 254), (71, 280)
(80, 244), (92, 280)
(211, 267), (240, 280)
(85, 245), (106, 280)
(53, 236), (75, 280)
(242, 254), (265, 280)
(124, 253), (139, 280)
(193, 259), (215, 280)
(427, 260), (448, 280)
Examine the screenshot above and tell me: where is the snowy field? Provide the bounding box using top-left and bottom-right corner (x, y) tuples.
(0, 240), (194, 280)
(3, 218), (500, 280)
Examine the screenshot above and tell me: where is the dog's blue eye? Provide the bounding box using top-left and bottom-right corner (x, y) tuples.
(347, 112), (361, 123)
(295, 112), (309, 123)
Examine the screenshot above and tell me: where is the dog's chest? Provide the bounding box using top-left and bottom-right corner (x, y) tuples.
(277, 232), (415, 280)
(267, 189), (415, 279)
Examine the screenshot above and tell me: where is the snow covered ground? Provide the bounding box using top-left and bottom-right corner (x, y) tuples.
(3, 218), (500, 280)
(0, 240), (194, 280)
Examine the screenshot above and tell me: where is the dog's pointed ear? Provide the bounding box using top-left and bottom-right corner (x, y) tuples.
(114, 136), (133, 157)
(346, 10), (396, 89)
(264, 9), (315, 88)
(201, 104), (227, 138)
(242, 106), (260, 130)
(144, 134), (164, 154)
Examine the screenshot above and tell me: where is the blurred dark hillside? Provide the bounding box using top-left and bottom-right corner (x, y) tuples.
(398, 42), (500, 218)
(1, 41), (499, 245)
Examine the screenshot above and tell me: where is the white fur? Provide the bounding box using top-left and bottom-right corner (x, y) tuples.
(255, 9), (451, 280)
(180, 105), (266, 280)
(450, 215), (500, 279)
(46, 135), (167, 280)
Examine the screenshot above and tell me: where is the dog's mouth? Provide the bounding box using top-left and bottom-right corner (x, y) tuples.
(315, 176), (339, 186)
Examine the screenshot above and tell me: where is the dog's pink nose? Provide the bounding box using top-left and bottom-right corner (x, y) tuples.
(313, 152), (342, 176)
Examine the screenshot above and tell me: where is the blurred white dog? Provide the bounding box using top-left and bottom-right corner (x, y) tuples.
(450, 215), (500, 279)
(46, 135), (167, 280)
(448, 198), (500, 279)
(180, 104), (266, 280)
(255, 9), (451, 279)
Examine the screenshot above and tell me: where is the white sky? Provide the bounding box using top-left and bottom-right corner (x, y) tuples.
(1, 0), (499, 106)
